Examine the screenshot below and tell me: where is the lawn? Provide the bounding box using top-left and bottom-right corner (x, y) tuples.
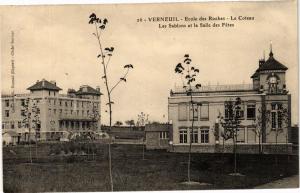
(3, 143), (299, 193)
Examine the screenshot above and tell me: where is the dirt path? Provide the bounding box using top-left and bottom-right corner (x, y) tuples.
(255, 175), (299, 189)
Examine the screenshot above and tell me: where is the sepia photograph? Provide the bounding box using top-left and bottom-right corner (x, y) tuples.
(0, 0), (299, 192)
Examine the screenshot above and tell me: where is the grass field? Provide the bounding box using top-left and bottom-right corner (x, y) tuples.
(3, 143), (299, 193)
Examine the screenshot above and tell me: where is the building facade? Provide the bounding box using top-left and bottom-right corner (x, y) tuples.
(168, 50), (292, 154)
(2, 79), (101, 141)
(145, 123), (172, 150)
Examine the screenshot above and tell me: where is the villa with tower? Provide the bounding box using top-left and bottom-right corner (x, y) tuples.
(2, 79), (102, 143)
(168, 47), (292, 154)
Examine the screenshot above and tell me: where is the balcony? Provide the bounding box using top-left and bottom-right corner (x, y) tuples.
(59, 114), (94, 121)
(1, 93), (31, 98)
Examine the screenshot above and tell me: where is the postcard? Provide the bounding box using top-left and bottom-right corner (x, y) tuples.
(1, 1), (298, 192)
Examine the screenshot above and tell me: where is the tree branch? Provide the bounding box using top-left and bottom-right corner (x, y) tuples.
(109, 68), (129, 94)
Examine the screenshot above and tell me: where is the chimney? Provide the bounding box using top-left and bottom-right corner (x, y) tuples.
(96, 86), (100, 92)
(259, 59), (265, 67)
(50, 80), (56, 85)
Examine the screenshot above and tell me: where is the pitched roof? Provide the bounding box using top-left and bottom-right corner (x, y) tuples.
(27, 79), (62, 91)
(76, 85), (102, 96)
(257, 52), (288, 71)
(250, 70), (259, 78)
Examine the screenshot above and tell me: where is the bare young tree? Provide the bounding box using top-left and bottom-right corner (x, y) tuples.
(252, 107), (271, 154)
(88, 101), (100, 161)
(270, 104), (289, 165)
(174, 54), (201, 183)
(31, 101), (40, 160)
(136, 112), (149, 126)
(21, 98), (40, 163)
(88, 13), (133, 191)
(220, 97), (242, 175)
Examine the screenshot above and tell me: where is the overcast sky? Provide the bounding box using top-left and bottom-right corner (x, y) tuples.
(1, 1), (298, 125)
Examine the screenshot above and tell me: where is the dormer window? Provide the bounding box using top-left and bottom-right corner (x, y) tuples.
(268, 73), (278, 94)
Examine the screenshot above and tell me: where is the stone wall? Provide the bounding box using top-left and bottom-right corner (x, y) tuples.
(169, 143), (293, 154)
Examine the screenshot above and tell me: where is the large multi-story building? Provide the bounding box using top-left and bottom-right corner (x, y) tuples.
(168, 49), (292, 153)
(2, 79), (101, 142)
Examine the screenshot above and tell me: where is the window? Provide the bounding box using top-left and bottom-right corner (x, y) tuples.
(5, 100), (9, 107)
(200, 129), (209, 143)
(77, 101), (79, 108)
(82, 110), (84, 116)
(87, 110), (89, 115)
(189, 105), (198, 121)
(48, 108), (51, 114)
(179, 128), (188, 143)
(54, 109), (56, 114)
(224, 102), (231, 119)
(271, 103), (283, 129)
(190, 129), (198, 143)
(71, 101), (73, 107)
(5, 110), (9, 117)
(59, 109), (62, 115)
(82, 102), (84, 108)
(268, 74), (278, 94)
(200, 103), (209, 120)
(236, 103), (244, 119)
(160, 131), (169, 139)
(278, 111), (282, 128)
(71, 110), (73, 115)
(21, 99), (25, 106)
(236, 128), (245, 143)
(271, 112), (276, 129)
(77, 110), (79, 115)
(21, 110), (25, 116)
(11, 122), (15, 129)
(65, 101), (68, 107)
(178, 103), (187, 121)
(53, 99), (56, 105)
(49, 91), (51, 96)
(59, 100), (62, 106)
(225, 102), (244, 119)
(18, 121), (22, 128)
(2, 123), (4, 129)
(247, 104), (256, 119)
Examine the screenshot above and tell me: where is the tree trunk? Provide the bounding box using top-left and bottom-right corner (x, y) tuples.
(233, 129), (237, 174)
(108, 94), (114, 191)
(187, 94), (194, 182)
(142, 139), (145, 160)
(28, 120), (32, 163)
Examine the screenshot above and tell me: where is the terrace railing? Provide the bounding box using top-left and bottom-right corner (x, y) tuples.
(173, 84), (254, 93)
